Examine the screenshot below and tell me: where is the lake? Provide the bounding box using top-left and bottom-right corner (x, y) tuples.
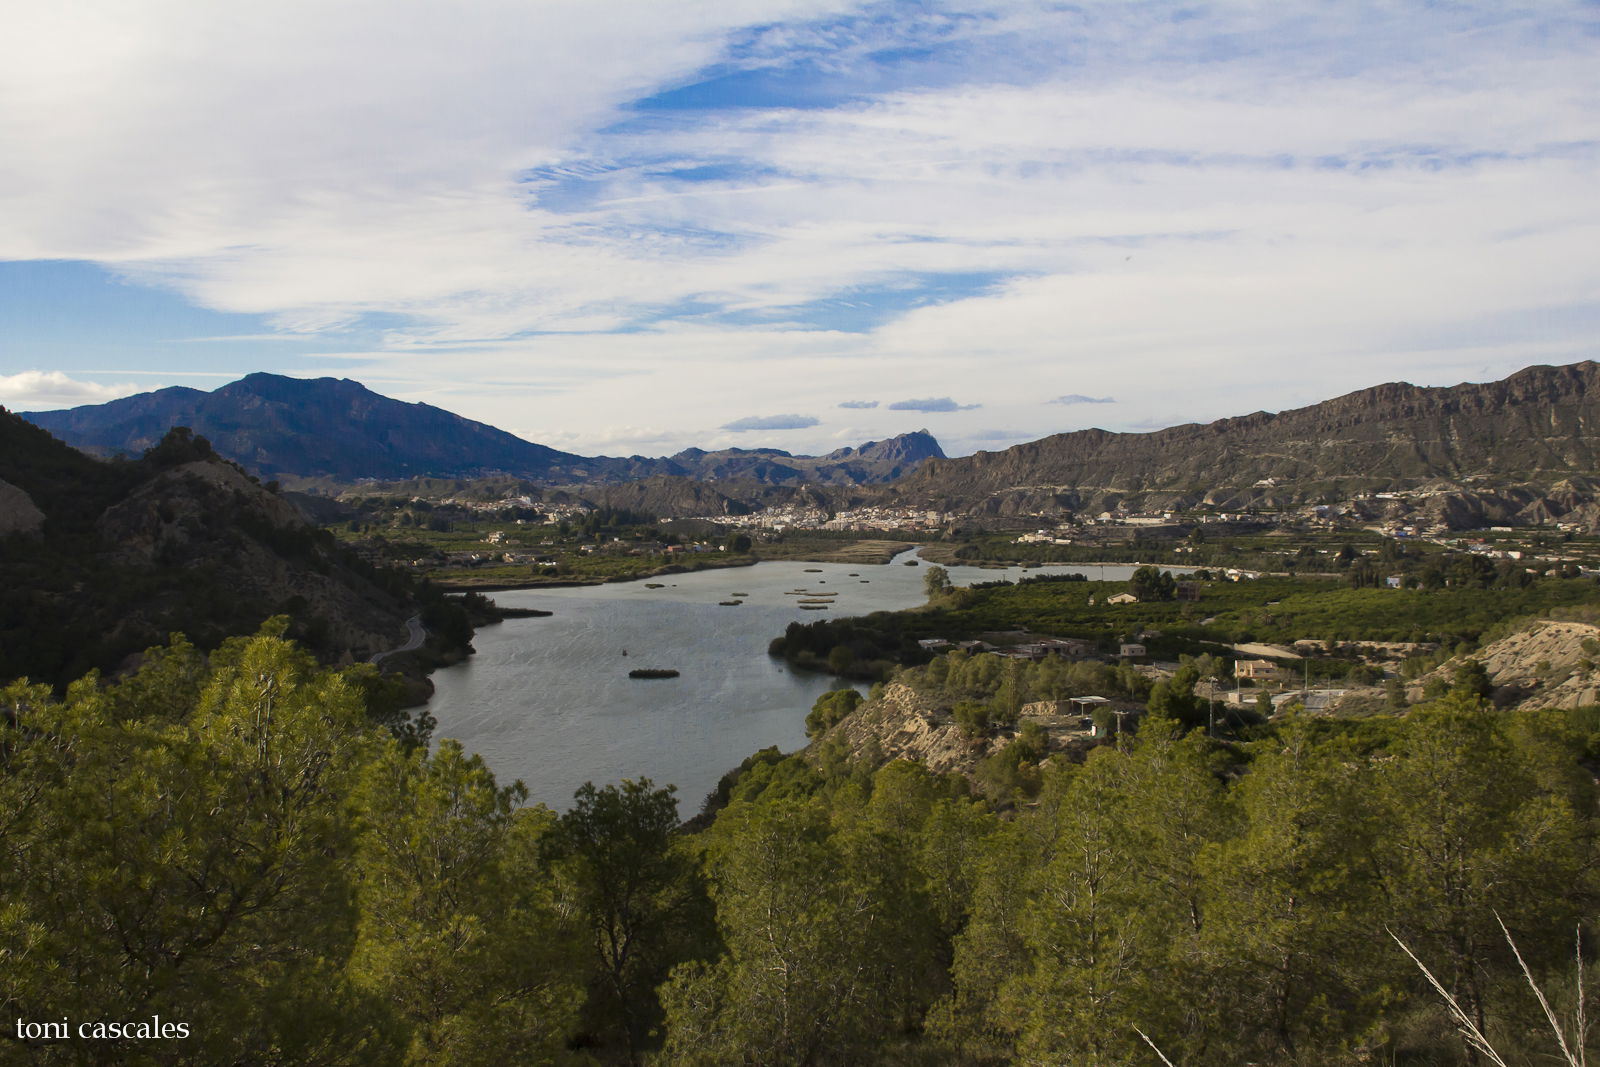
(426, 553), (1145, 813)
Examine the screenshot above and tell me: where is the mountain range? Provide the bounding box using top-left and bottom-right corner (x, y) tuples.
(887, 360), (1600, 521)
(23, 373), (945, 487)
(22, 360), (1600, 528)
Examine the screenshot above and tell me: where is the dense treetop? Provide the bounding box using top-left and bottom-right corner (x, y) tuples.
(4, 620), (1597, 1064)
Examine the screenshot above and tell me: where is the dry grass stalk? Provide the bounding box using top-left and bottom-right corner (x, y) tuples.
(1392, 916), (1591, 1067)
(1386, 927), (1509, 1066)
(1580, 925), (1590, 1067)
(1133, 1026), (1178, 1067)
(1494, 914), (1585, 1067)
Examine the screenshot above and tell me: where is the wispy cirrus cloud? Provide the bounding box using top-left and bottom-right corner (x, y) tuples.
(1052, 394), (1115, 405)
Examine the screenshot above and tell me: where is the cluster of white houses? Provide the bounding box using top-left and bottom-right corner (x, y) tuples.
(689, 504), (953, 533)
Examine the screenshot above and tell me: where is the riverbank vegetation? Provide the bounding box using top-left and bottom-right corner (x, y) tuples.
(747, 535), (917, 565)
(768, 565), (1600, 681)
(330, 500), (921, 590)
(923, 524), (1600, 578)
(5, 620), (1598, 1064)
(333, 503), (754, 587)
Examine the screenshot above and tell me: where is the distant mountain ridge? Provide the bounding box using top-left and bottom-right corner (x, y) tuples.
(643, 429), (944, 485)
(24, 374), (944, 487)
(25, 372), (587, 482)
(889, 360), (1600, 519)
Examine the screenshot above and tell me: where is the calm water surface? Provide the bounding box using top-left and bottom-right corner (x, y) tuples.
(427, 554), (1142, 811)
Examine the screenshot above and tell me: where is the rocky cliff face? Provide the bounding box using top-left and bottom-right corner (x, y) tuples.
(890, 361), (1600, 517)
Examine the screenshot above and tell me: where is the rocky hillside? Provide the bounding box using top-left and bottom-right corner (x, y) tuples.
(571, 475), (755, 518)
(814, 683), (988, 777)
(1414, 618), (1600, 710)
(889, 361), (1600, 518)
(0, 410), (425, 688)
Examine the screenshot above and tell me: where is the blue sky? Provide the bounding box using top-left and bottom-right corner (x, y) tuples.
(2, 1), (1598, 458)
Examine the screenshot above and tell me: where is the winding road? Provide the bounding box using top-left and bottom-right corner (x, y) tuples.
(369, 614), (425, 665)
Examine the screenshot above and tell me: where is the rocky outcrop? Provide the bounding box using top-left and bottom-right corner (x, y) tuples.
(0, 477), (43, 535)
(813, 683), (992, 774)
(817, 430), (946, 481)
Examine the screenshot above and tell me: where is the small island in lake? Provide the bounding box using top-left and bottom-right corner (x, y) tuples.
(628, 668), (680, 679)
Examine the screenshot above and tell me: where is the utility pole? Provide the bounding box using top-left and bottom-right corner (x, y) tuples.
(1112, 708), (1132, 749)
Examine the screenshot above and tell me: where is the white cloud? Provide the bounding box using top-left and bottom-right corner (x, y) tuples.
(534, 425), (688, 454)
(886, 397), (979, 412)
(721, 413), (821, 432)
(0, 371), (142, 411)
(0, 0), (855, 275)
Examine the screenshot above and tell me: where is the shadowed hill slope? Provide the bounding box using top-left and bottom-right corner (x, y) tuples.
(0, 410), (422, 687)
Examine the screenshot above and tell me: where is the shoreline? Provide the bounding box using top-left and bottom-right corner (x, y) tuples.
(433, 555), (760, 592)
(431, 542), (937, 593)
